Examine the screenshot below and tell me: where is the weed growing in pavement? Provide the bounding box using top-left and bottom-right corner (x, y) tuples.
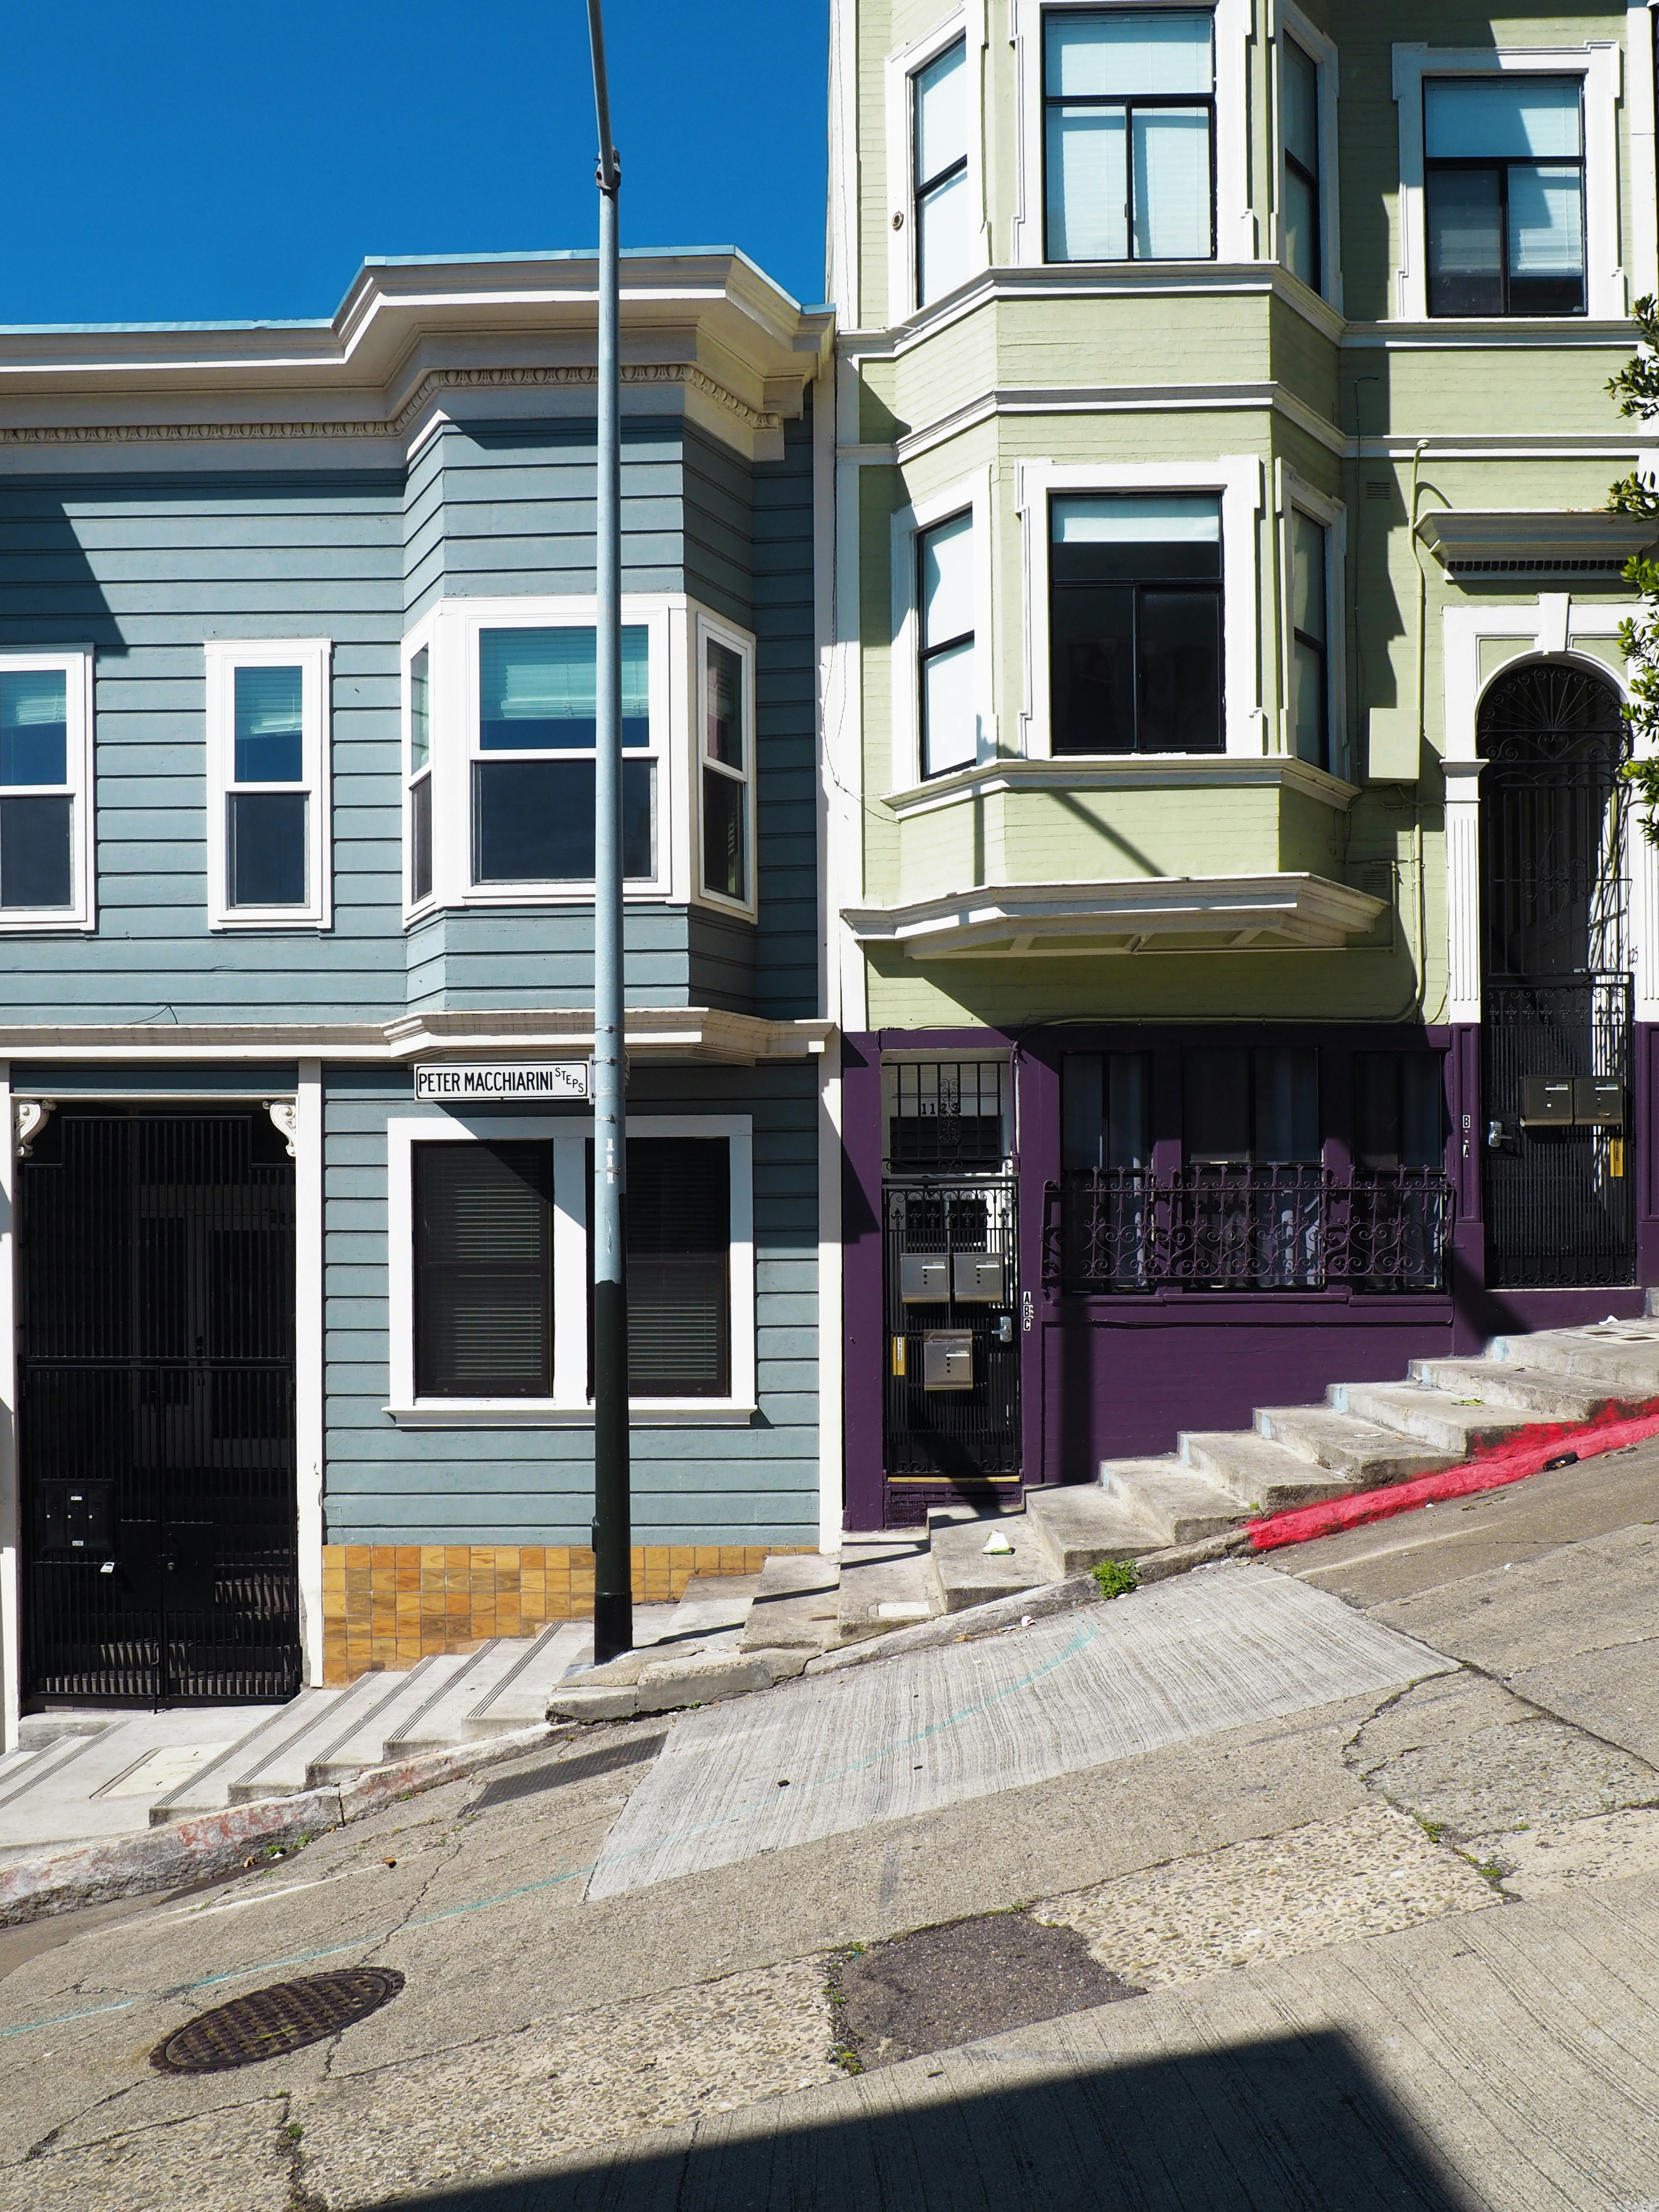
(1090, 1559), (1140, 1601)
(823, 1947), (867, 2074)
(1416, 1817), (1447, 1844)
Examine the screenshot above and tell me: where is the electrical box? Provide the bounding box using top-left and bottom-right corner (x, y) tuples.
(951, 1250), (1005, 1303)
(1522, 1076), (1574, 1127)
(37, 1479), (113, 1560)
(900, 1254), (950, 1303)
(922, 1330), (974, 1391)
(1573, 1078), (1624, 1127)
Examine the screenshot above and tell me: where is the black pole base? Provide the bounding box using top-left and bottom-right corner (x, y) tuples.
(591, 1274), (633, 1665)
(592, 1591), (633, 1668)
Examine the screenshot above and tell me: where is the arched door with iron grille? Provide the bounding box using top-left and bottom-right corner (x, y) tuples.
(1478, 660), (1634, 1288)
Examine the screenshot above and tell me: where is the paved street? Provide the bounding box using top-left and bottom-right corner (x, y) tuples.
(6, 1449), (1659, 2209)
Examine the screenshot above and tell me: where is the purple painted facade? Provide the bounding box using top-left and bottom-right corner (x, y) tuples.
(842, 1021), (1655, 1533)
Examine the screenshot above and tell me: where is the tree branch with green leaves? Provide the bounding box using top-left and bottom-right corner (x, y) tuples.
(1608, 296), (1659, 831)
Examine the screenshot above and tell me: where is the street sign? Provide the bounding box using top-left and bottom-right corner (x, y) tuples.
(413, 1063), (591, 1103)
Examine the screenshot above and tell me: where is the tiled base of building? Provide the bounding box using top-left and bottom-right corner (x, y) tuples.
(320, 1543), (813, 1684)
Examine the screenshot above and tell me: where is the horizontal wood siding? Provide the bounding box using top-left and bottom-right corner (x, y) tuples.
(322, 1061), (820, 1548)
(0, 471), (406, 1022)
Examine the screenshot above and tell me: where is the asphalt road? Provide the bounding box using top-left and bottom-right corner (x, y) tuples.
(4, 1447), (1659, 2211)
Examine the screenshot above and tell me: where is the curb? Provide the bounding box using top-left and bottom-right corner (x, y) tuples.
(805, 1573), (1103, 1672)
(0, 1722), (559, 1929)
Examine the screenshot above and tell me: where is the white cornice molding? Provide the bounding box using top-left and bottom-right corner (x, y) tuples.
(881, 752), (1360, 819)
(844, 873), (1386, 956)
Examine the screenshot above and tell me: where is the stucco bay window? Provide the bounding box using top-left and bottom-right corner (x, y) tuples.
(388, 1113), (757, 1423)
(405, 595), (756, 919)
(1049, 494), (1222, 754)
(204, 639), (332, 930)
(0, 654), (93, 928)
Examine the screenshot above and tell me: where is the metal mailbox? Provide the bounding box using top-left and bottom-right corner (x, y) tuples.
(951, 1249), (1005, 1303)
(1573, 1077), (1624, 1127)
(37, 1479), (113, 1560)
(922, 1329), (974, 1391)
(900, 1254), (950, 1303)
(1521, 1076), (1574, 1127)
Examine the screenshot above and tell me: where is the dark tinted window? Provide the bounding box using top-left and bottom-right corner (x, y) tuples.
(415, 1143), (554, 1397)
(1051, 495), (1222, 753)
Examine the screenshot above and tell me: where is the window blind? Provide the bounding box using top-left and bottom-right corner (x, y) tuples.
(479, 627), (649, 750)
(414, 1142), (554, 1396)
(587, 1137), (731, 1397)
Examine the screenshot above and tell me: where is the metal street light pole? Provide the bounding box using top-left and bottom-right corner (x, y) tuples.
(586, 0), (631, 1665)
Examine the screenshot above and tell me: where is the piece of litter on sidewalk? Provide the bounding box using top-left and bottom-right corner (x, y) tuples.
(982, 1532), (1014, 1556)
(876, 1601), (931, 1620)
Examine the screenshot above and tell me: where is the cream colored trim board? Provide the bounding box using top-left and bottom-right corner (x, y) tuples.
(0, 1064), (15, 1755)
(294, 1061), (325, 1686)
(881, 750), (1359, 819)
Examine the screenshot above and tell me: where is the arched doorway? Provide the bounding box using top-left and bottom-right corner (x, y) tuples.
(1478, 658), (1634, 1288)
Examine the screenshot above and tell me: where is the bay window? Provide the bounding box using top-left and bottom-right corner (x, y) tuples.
(408, 645), (433, 909)
(1281, 34), (1321, 292)
(205, 639), (331, 930)
(1289, 509), (1329, 772)
(1049, 493), (1222, 753)
(918, 511), (976, 778)
(699, 620), (754, 909)
(914, 37), (973, 306)
(1044, 8), (1215, 262)
(1424, 75), (1585, 317)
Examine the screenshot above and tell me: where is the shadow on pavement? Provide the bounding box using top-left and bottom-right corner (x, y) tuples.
(381, 2028), (1470, 2211)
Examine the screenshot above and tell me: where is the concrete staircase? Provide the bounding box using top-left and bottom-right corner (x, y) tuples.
(920, 1314), (1659, 1612)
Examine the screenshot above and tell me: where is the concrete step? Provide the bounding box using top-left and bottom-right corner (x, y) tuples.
(1179, 1427), (1357, 1512)
(1487, 1322), (1659, 1392)
(153, 1689), (345, 1819)
(1025, 1481), (1168, 1575)
(738, 1554), (841, 1653)
(305, 1654), (483, 1785)
(925, 1514), (1049, 1614)
(1252, 1405), (1457, 1487)
(391, 1623), (593, 1748)
(1409, 1356), (1649, 1424)
(835, 1536), (937, 1643)
(1328, 1381), (1538, 1456)
(1089, 1461), (1241, 1551)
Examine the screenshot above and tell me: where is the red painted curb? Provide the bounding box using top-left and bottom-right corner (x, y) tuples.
(1248, 1401), (1659, 1553)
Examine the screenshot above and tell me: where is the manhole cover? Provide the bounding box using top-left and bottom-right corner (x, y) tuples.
(149, 1967), (405, 2073)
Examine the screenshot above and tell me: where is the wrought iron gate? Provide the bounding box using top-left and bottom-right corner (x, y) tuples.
(882, 1178), (1019, 1497)
(1479, 661), (1635, 1290)
(20, 1110), (300, 1703)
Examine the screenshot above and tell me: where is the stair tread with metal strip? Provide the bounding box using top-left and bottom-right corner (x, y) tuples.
(154, 1691), (345, 1820)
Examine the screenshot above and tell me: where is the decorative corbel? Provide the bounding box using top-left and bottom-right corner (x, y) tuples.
(14, 1099), (54, 1158)
(266, 1099), (298, 1159)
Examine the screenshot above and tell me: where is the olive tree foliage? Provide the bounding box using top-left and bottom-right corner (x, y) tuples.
(1609, 295), (1659, 840)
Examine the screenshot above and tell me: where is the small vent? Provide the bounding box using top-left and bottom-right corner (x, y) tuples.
(1446, 557), (1630, 576)
(1365, 479), (1392, 501)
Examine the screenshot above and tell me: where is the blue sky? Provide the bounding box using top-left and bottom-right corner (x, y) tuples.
(0, 3), (829, 328)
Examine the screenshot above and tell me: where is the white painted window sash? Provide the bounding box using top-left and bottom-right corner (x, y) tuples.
(0, 649), (95, 934)
(886, 4), (991, 323)
(385, 1111), (757, 1424)
(402, 610), (439, 928)
(692, 610), (760, 919)
(1275, 461), (1349, 782)
(1277, 2), (1341, 311)
(889, 467), (996, 793)
(1011, 0), (1256, 269)
(203, 638), (332, 932)
(1391, 40), (1625, 323)
(1017, 453), (1265, 758)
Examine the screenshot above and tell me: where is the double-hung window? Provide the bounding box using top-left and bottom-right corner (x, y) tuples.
(918, 511), (977, 778)
(205, 640), (331, 929)
(408, 645), (433, 909)
(471, 624), (655, 886)
(1281, 35), (1321, 292)
(1289, 510), (1329, 771)
(1049, 494), (1222, 753)
(1044, 9), (1215, 263)
(914, 37), (973, 305)
(1424, 76), (1585, 317)
(0, 656), (92, 926)
(699, 621), (753, 908)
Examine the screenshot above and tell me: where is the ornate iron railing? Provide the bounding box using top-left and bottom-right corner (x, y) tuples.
(1050, 1166), (1453, 1295)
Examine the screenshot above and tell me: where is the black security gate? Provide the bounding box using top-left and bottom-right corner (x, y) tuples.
(1479, 661), (1635, 1289)
(883, 1177), (1020, 1506)
(20, 1110), (300, 1704)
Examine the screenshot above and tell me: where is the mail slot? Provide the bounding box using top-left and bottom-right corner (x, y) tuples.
(952, 1249), (1005, 1303)
(900, 1254), (950, 1303)
(922, 1329), (974, 1391)
(37, 1479), (114, 1560)
(1522, 1076), (1574, 1127)
(1573, 1077), (1624, 1127)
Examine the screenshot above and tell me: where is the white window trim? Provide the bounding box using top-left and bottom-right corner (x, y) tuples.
(1017, 454), (1265, 759)
(0, 649), (95, 934)
(1391, 40), (1624, 323)
(890, 468), (996, 792)
(417, 593), (690, 913)
(204, 638), (332, 932)
(693, 609), (760, 919)
(886, 4), (991, 323)
(402, 609), (439, 928)
(1275, 462), (1348, 781)
(1628, 6), (1658, 306)
(1277, 3), (1342, 311)
(1441, 599), (1646, 1023)
(385, 1111), (757, 1425)
(1011, 0), (1256, 270)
